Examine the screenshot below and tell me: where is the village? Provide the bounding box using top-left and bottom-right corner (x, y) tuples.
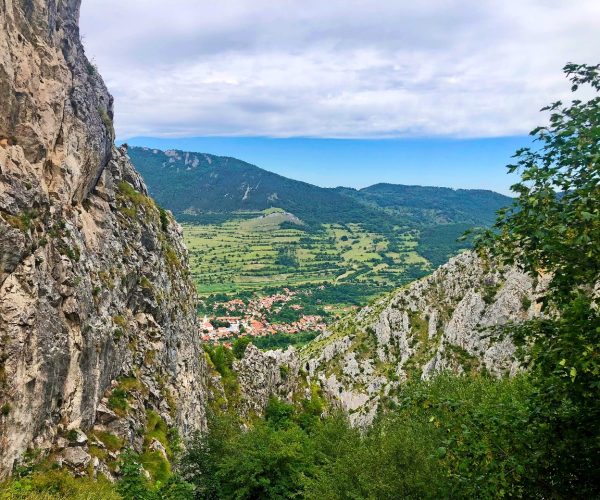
(198, 288), (329, 344)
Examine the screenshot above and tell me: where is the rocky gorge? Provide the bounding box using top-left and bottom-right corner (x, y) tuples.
(0, 0), (544, 483)
(301, 251), (546, 426)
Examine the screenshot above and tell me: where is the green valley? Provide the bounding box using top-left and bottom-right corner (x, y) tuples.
(128, 146), (512, 315)
(184, 210), (427, 296)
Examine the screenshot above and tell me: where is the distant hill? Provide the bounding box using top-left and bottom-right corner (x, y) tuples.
(128, 147), (512, 231)
(127, 146), (514, 299)
(127, 147), (384, 228)
(339, 183), (511, 226)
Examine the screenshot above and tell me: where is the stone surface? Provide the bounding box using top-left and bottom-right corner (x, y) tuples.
(0, 0), (207, 476)
(234, 344), (301, 416)
(302, 251), (546, 425)
(63, 447), (91, 469)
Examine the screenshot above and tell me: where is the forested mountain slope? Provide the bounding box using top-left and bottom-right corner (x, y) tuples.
(128, 147), (384, 228)
(128, 146), (511, 230)
(338, 183), (511, 226)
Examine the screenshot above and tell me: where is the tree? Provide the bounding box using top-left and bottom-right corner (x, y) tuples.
(216, 422), (316, 499)
(478, 63), (600, 497)
(232, 336), (251, 359)
(117, 450), (155, 500)
(481, 63), (599, 301)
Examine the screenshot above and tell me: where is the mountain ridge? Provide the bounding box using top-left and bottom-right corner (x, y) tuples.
(127, 146), (512, 230)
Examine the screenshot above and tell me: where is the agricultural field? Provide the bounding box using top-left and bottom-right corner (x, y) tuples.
(183, 208), (430, 302)
(130, 146), (504, 309)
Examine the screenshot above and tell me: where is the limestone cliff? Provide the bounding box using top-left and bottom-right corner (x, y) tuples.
(0, 0), (207, 476)
(234, 345), (301, 417)
(301, 251), (546, 426)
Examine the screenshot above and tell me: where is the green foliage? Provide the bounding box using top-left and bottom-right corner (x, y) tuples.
(505, 296), (600, 496)
(481, 283), (500, 305)
(0, 470), (120, 499)
(93, 431), (124, 452)
(159, 207), (170, 232)
(129, 147), (510, 231)
(216, 422), (315, 499)
(164, 244), (181, 270)
(251, 331), (319, 350)
(140, 451), (171, 485)
(117, 181), (155, 217)
(232, 337), (250, 359)
(97, 107), (114, 138)
(275, 247), (298, 268)
(351, 183), (510, 227)
(480, 63), (599, 303)
(2, 210), (38, 233)
(178, 415), (239, 499)
(65, 430), (78, 442)
(144, 410), (172, 458)
(107, 388), (128, 416)
(112, 315), (127, 328)
(117, 450), (155, 500)
(57, 241), (80, 262)
(85, 60), (97, 76)
(204, 345), (240, 408)
(180, 400), (329, 499)
(520, 294), (532, 311)
(203, 345), (234, 378)
(264, 397), (295, 429)
(477, 63), (600, 497)
(180, 376), (538, 499)
(116, 449), (194, 500)
(154, 475), (195, 500)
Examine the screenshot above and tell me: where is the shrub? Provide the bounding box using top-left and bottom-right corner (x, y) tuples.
(232, 336), (251, 359)
(93, 431), (124, 452)
(159, 207), (170, 232)
(108, 387), (128, 415)
(97, 107), (114, 138)
(144, 410), (171, 457)
(0, 470), (120, 499)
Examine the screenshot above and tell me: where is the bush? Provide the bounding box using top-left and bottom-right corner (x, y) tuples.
(264, 397), (295, 429)
(0, 470), (120, 499)
(108, 387), (128, 415)
(232, 337), (250, 359)
(179, 374), (542, 499)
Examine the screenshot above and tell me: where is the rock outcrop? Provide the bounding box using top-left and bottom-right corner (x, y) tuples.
(0, 0), (207, 476)
(303, 251), (546, 426)
(235, 345), (301, 417)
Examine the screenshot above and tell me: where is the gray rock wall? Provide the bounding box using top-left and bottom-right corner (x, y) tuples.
(0, 0), (207, 475)
(303, 251), (546, 426)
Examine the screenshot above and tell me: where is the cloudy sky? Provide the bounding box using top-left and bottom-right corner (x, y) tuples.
(80, 0), (599, 191)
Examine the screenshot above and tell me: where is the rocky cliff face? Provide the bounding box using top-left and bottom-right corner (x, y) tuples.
(235, 345), (301, 417)
(0, 0), (207, 476)
(302, 251), (546, 426)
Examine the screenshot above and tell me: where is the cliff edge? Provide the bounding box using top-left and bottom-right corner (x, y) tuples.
(0, 0), (207, 476)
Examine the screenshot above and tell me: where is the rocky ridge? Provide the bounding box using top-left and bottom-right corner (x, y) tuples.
(0, 0), (207, 476)
(300, 251), (546, 426)
(235, 344), (302, 417)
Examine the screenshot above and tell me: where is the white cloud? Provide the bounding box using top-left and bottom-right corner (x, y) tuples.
(80, 0), (600, 139)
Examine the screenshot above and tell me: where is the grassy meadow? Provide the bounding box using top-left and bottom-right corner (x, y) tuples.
(183, 208), (430, 298)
